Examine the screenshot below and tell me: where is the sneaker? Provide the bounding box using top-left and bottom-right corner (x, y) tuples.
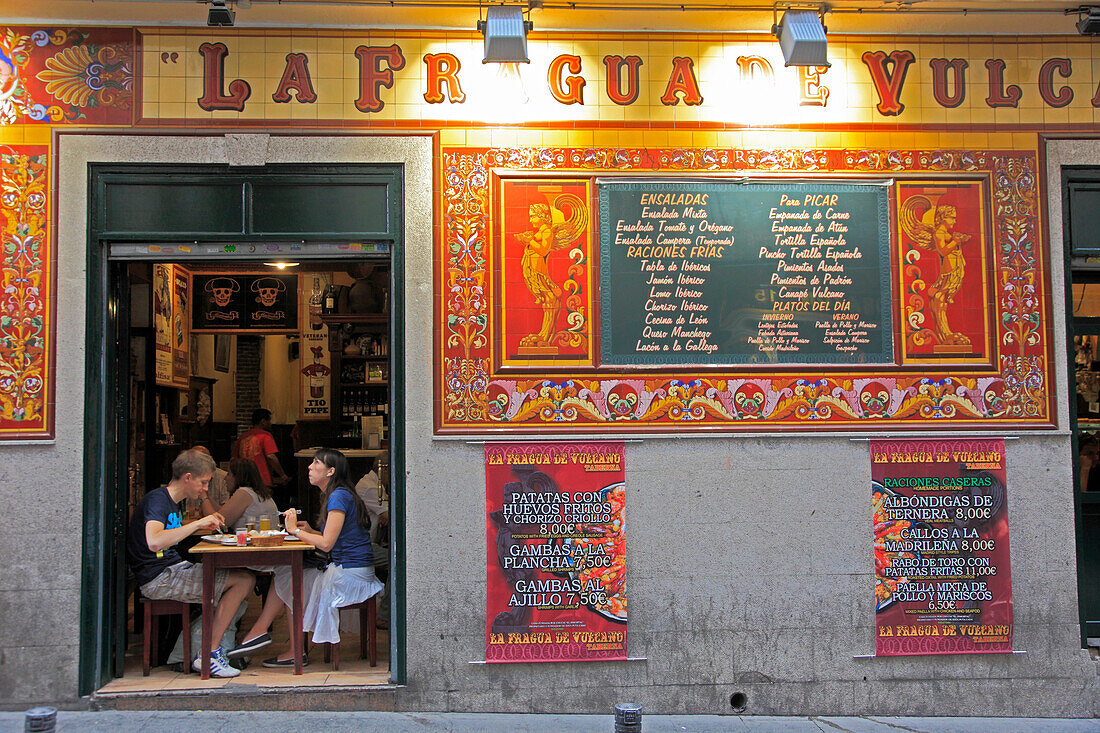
(262, 655), (309, 668)
(226, 633), (272, 659)
(192, 649), (241, 677)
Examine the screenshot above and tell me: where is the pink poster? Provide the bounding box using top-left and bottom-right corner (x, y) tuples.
(872, 438), (1012, 655)
(485, 441), (626, 663)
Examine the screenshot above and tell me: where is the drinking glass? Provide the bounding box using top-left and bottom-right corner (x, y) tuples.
(259, 515), (272, 532)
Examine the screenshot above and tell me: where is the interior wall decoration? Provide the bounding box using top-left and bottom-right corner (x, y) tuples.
(171, 266), (190, 387)
(154, 263), (189, 389)
(437, 146), (1052, 434)
(192, 273), (299, 333)
(0, 144), (52, 439)
(213, 334), (231, 373)
(299, 272), (332, 420)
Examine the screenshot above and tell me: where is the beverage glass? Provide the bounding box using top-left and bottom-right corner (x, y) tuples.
(246, 521), (256, 534)
(235, 528), (248, 546)
(259, 515), (271, 532)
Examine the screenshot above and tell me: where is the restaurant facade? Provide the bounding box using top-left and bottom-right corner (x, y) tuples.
(0, 0), (1098, 717)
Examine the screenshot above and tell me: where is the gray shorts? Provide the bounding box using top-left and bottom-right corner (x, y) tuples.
(140, 561), (228, 604)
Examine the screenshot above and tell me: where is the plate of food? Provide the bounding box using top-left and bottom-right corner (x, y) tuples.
(254, 528), (301, 541)
(200, 534), (250, 546)
(550, 482), (627, 624)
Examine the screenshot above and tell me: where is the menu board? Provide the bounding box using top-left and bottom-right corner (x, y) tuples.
(598, 180), (893, 365)
(485, 442), (626, 663)
(872, 439), (1013, 656)
(192, 273), (299, 332)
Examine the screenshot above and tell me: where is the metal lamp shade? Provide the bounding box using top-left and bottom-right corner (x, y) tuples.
(480, 5), (530, 64)
(1078, 8), (1100, 35)
(208, 0), (235, 27)
(776, 9), (829, 67)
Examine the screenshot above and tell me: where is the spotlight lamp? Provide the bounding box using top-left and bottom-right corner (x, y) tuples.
(773, 4), (830, 68)
(1074, 5), (1100, 35)
(478, 4), (533, 64)
(208, 0), (235, 27)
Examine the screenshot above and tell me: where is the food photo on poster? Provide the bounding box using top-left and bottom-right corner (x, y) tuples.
(871, 438), (1012, 656)
(485, 442), (626, 663)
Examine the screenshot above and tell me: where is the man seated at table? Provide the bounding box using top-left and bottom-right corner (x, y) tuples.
(127, 449), (255, 677)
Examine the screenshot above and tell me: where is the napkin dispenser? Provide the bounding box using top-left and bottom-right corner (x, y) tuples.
(361, 415), (384, 450)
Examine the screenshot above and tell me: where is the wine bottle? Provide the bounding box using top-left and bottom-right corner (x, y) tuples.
(308, 277), (323, 329)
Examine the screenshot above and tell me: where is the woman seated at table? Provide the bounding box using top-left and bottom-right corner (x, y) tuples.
(228, 448), (382, 667)
(216, 458), (280, 530)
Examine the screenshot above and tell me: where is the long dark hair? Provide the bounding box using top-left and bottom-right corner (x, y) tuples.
(229, 458), (269, 501)
(314, 448), (370, 530)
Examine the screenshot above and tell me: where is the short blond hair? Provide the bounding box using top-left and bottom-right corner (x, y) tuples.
(171, 449), (216, 480)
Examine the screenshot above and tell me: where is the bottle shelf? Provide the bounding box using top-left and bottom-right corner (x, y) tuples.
(321, 314), (387, 325)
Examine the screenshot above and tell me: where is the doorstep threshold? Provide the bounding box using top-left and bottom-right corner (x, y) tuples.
(95, 682), (402, 699)
(93, 683), (403, 712)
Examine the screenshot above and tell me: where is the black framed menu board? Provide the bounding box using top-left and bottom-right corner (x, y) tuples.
(598, 179), (893, 366)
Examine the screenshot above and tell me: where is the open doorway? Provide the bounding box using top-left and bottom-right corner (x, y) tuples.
(78, 160), (406, 694)
(101, 258), (395, 691)
(1065, 167), (1100, 652)
(1070, 274), (1100, 651)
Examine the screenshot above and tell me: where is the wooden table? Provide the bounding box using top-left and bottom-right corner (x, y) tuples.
(189, 540), (313, 678)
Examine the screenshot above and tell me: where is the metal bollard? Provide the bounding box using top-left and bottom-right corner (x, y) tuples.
(24, 707), (57, 733)
(613, 702), (642, 732)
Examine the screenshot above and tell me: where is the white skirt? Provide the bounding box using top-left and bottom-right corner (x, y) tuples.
(270, 565), (321, 614)
(269, 563), (382, 644)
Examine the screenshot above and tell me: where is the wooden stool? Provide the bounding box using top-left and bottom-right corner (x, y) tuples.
(141, 597), (195, 676)
(321, 595), (377, 670)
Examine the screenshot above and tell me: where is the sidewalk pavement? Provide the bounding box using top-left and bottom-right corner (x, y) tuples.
(1, 711), (1098, 732)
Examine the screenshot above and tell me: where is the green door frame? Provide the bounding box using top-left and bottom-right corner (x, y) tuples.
(1062, 167), (1100, 647)
(79, 163), (408, 695)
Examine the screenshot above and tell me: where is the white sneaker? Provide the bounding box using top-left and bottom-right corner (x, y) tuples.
(192, 649), (241, 677)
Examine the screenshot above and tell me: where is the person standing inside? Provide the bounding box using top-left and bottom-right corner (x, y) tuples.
(233, 408), (291, 494)
(127, 449), (255, 677)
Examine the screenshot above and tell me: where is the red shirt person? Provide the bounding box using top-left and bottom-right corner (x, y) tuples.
(233, 408), (290, 488)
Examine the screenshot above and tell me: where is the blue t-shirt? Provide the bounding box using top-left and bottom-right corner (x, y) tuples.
(325, 487), (373, 569)
(127, 486), (184, 585)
